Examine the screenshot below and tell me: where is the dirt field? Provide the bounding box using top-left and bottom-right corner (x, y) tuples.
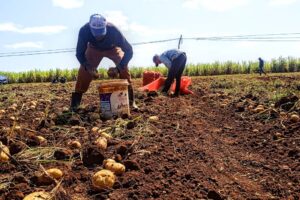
(0, 73), (299, 200)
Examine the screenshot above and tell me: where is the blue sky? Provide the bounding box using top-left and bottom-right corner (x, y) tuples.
(0, 0), (300, 72)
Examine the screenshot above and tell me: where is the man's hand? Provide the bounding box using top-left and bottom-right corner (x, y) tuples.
(107, 67), (119, 78)
(83, 62), (99, 80)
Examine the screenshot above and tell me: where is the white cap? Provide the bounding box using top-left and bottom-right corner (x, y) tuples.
(89, 14), (107, 37)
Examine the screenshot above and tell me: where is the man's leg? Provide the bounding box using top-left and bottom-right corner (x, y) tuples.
(162, 63), (179, 93)
(259, 68), (262, 76)
(263, 68), (267, 75)
(71, 45), (103, 111)
(174, 54), (187, 96)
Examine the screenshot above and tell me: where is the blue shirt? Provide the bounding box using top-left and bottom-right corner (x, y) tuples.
(159, 49), (184, 69)
(76, 22), (133, 68)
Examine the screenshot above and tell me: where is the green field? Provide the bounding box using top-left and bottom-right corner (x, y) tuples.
(1, 56), (300, 84)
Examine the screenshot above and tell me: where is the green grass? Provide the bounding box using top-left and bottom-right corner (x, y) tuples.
(1, 56), (300, 84)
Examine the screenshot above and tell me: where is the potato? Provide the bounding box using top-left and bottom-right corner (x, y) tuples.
(14, 125), (21, 131)
(254, 105), (264, 113)
(68, 140), (81, 149)
(30, 101), (38, 106)
(247, 105), (254, 111)
(92, 169), (116, 190)
(290, 114), (300, 122)
(36, 136), (47, 144)
(103, 159), (126, 175)
(30, 105), (36, 109)
(23, 191), (51, 200)
(10, 116), (16, 121)
(98, 131), (113, 140)
(91, 127), (99, 133)
(220, 103), (227, 108)
(95, 137), (107, 150)
(0, 145), (10, 162)
(149, 116), (159, 121)
(37, 168), (63, 184)
(0, 109), (5, 114)
(257, 105), (264, 109)
(62, 106), (69, 112)
(103, 159), (116, 166)
(46, 168), (63, 180)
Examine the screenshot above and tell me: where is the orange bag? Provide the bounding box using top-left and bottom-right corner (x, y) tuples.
(142, 71), (162, 86)
(139, 76), (193, 95)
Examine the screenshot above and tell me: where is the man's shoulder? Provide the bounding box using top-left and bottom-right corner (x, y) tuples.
(79, 23), (90, 33)
(107, 22), (121, 33)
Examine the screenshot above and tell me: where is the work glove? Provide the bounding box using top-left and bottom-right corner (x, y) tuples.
(107, 67), (119, 78)
(83, 62), (99, 80)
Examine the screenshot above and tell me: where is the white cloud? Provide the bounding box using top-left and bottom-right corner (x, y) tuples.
(0, 23), (67, 34)
(269, 0), (298, 6)
(104, 11), (181, 36)
(182, 0), (249, 12)
(105, 11), (130, 31)
(52, 0), (85, 9)
(4, 42), (44, 49)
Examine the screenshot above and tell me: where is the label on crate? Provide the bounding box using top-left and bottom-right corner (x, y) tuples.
(99, 90), (129, 116)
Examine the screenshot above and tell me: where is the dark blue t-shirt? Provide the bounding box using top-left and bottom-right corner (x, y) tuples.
(76, 22), (133, 68)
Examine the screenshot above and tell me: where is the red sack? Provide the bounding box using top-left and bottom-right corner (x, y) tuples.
(139, 76), (194, 95)
(142, 71), (162, 86)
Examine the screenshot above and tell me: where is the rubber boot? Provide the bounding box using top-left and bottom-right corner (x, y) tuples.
(128, 85), (138, 110)
(70, 92), (82, 112)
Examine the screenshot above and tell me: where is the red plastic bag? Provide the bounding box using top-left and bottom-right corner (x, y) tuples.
(139, 76), (193, 95)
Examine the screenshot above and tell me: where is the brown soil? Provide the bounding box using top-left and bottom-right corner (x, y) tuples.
(0, 77), (299, 200)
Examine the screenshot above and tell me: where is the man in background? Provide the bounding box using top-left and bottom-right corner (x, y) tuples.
(258, 57), (266, 76)
(153, 49), (187, 97)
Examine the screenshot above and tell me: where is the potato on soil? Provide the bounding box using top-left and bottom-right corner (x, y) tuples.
(68, 140), (81, 149)
(95, 137), (107, 150)
(23, 191), (51, 200)
(253, 105), (264, 113)
(36, 136), (47, 144)
(0, 144), (10, 162)
(46, 168), (63, 180)
(38, 168), (63, 184)
(103, 159), (126, 175)
(91, 127), (99, 133)
(220, 103), (227, 108)
(149, 116), (159, 121)
(98, 131), (113, 140)
(92, 169), (116, 190)
(290, 114), (300, 122)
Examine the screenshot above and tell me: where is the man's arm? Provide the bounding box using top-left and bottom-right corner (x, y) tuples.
(114, 28), (133, 69)
(76, 28), (88, 65)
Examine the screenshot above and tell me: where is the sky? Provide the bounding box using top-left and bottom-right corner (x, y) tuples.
(0, 0), (300, 72)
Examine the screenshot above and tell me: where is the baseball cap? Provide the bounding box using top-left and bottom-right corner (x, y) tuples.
(89, 14), (107, 37)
